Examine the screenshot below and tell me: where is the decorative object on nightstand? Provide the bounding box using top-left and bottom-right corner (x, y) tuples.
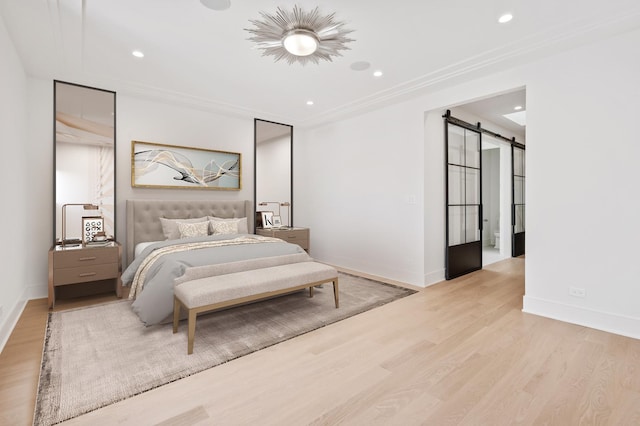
(256, 227), (309, 251)
(48, 241), (122, 308)
(61, 203), (99, 246)
(82, 216), (105, 244)
(259, 201), (291, 228)
(258, 201), (280, 215)
(280, 202), (290, 227)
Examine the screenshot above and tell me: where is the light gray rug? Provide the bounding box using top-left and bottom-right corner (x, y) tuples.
(34, 272), (415, 425)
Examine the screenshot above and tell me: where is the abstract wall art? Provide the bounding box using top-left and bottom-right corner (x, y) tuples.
(131, 141), (241, 190)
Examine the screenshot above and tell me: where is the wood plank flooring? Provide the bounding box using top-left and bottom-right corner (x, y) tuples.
(2, 258), (639, 425)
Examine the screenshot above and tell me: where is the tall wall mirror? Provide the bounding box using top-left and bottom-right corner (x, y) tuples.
(54, 81), (116, 245)
(254, 119), (293, 229)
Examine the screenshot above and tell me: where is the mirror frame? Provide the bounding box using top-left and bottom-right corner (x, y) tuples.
(254, 118), (293, 230)
(53, 80), (117, 245)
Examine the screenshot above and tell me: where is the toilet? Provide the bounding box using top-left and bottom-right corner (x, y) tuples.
(494, 232), (500, 249)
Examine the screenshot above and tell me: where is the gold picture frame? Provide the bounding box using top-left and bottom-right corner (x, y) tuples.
(131, 140), (241, 190)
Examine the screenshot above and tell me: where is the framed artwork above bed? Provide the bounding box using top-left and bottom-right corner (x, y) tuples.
(131, 140), (241, 190)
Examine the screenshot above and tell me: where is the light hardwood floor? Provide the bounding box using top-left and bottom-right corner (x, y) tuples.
(2, 258), (639, 425)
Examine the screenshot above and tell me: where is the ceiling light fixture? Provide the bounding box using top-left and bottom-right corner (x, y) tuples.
(200, 0), (230, 11)
(498, 13), (513, 23)
(246, 5), (354, 65)
(132, 50), (144, 58)
(373, 70), (383, 77)
(514, 105), (523, 110)
(306, 100), (314, 106)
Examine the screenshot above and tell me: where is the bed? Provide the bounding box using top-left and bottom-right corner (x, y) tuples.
(122, 199), (311, 325)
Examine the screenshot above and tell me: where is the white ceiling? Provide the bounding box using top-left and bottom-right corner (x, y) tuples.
(2, 0), (640, 127)
(459, 89), (526, 140)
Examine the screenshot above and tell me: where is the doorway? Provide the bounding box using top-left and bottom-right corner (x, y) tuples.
(443, 89), (526, 280)
(481, 135), (512, 266)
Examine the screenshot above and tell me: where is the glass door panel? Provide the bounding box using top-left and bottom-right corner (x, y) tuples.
(465, 168), (480, 204)
(448, 128), (465, 165)
(465, 206), (480, 242)
(448, 206), (465, 246)
(465, 132), (480, 169)
(448, 165), (464, 205)
(515, 205), (525, 233)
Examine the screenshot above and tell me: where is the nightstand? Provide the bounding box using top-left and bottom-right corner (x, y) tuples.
(48, 241), (122, 308)
(256, 227), (309, 250)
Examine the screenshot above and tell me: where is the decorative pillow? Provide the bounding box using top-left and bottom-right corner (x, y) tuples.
(159, 217), (208, 240)
(210, 220), (239, 235)
(207, 216), (248, 234)
(177, 221), (210, 239)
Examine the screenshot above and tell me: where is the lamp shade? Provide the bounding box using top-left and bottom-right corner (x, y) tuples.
(283, 29), (318, 56)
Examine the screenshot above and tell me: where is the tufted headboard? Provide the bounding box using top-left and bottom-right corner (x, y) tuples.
(125, 199), (253, 266)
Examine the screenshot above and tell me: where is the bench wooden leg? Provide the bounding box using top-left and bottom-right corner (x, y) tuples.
(333, 278), (339, 308)
(309, 286), (314, 298)
(173, 297), (180, 333)
(187, 309), (196, 355)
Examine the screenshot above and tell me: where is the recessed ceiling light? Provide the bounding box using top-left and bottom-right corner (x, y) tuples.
(350, 61), (371, 71)
(132, 50), (144, 58)
(514, 105), (523, 111)
(373, 70), (383, 77)
(200, 0), (230, 11)
(498, 13), (513, 23)
(306, 100), (314, 106)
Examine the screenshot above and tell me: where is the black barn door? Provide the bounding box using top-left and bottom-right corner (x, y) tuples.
(512, 146), (525, 256)
(445, 120), (482, 279)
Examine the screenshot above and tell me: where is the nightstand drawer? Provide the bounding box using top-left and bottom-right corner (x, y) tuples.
(53, 263), (119, 286)
(280, 236), (308, 247)
(53, 247), (118, 268)
(274, 230), (303, 239)
(256, 227), (310, 250)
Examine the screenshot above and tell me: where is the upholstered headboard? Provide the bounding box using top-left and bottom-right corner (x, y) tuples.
(125, 199), (253, 266)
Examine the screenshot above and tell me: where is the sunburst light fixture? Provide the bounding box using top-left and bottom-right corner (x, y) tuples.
(245, 5), (355, 65)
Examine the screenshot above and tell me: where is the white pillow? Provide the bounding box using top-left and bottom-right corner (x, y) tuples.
(210, 220), (239, 235)
(207, 216), (248, 234)
(178, 221), (209, 238)
(159, 217), (208, 240)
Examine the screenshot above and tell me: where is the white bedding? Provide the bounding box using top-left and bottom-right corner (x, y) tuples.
(134, 241), (159, 259)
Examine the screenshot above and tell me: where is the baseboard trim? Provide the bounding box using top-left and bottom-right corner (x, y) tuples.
(523, 295), (640, 340)
(0, 297), (28, 354)
(0, 284), (47, 354)
(424, 269), (445, 287)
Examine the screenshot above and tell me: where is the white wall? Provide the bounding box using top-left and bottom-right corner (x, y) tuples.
(297, 28), (640, 338)
(115, 94), (254, 264)
(522, 28), (640, 338)
(296, 102), (426, 286)
(0, 14), (30, 350)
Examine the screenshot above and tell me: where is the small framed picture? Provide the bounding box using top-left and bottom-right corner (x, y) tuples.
(82, 216), (104, 243)
(260, 211), (274, 229)
(272, 215), (282, 227)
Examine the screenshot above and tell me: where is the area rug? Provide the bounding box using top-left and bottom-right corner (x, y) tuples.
(34, 272), (416, 425)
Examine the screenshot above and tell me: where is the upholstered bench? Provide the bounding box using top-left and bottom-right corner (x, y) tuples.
(173, 262), (339, 354)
